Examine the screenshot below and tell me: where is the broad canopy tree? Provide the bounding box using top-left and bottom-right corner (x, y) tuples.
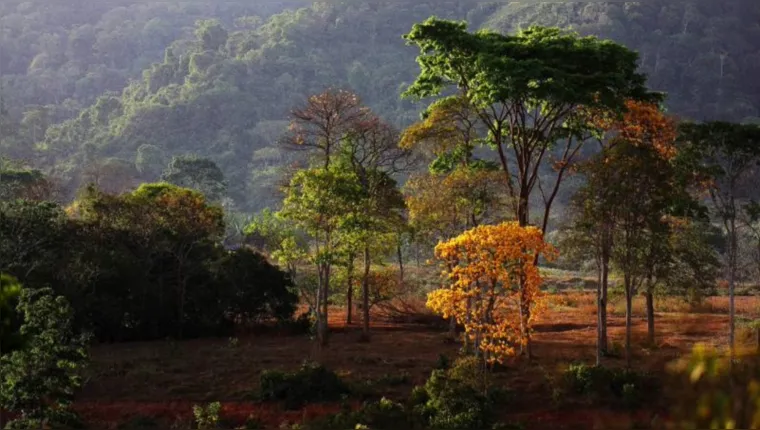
(403, 17), (656, 358)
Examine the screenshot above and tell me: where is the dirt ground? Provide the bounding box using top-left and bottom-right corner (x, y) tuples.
(74, 292), (760, 429)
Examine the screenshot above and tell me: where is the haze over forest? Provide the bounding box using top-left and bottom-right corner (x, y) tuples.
(2, 0), (758, 214)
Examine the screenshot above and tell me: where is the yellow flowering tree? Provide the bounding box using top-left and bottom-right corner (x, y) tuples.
(427, 222), (556, 363)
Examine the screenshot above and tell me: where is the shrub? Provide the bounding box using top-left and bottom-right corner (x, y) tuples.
(411, 357), (494, 430)
(0, 287), (90, 428)
(309, 397), (412, 430)
(435, 354), (451, 370)
(193, 401), (222, 429)
(302, 357), (503, 430)
(562, 363), (657, 409)
(260, 362), (349, 409)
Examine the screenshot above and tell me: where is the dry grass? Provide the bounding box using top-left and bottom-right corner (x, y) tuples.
(74, 291), (758, 429)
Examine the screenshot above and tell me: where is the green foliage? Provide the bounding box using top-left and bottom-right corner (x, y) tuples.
(0, 287), (89, 428)
(0, 185), (296, 342)
(4, 1), (760, 212)
(309, 397), (412, 430)
(259, 362), (350, 409)
(193, 401), (222, 430)
(417, 357), (494, 430)
(0, 273), (24, 355)
(305, 357), (498, 430)
(562, 363), (658, 409)
(161, 155), (228, 203)
(211, 247), (298, 324)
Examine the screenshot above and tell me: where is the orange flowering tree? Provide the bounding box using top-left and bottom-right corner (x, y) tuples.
(427, 222), (556, 363)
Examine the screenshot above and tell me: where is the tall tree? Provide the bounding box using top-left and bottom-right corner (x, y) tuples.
(677, 121), (760, 353)
(283, 89), (374, 170)
(161, 155), (228, 203)
(279, 168), (362, 348)
(337, 118), (410, 340)
(403, 18), (655, 358)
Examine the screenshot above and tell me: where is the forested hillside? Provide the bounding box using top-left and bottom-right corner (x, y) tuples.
(2, 0), (759, 212)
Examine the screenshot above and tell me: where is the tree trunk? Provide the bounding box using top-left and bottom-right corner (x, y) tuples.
(625, 278), (633, 368)
(361, 245), (371, 341)
(600, 247), (610, 356)
(646, 287), (655, 345)
(729, 218), (737, 355)
(346, 255), (354, 325)
(397, 243), (404, 284)
(596, 263), (603, 366)
(315, 265), (325, 346)
(521, 292), (532, 360)
(320, 263), (330, 347)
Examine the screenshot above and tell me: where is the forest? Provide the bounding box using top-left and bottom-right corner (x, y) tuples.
(2, 0), (760, 429)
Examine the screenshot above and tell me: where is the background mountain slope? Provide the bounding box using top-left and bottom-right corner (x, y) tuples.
(2, 0), (758, 212)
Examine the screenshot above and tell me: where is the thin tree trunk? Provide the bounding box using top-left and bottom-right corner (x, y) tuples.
(596, 259), (603, 366)
(729, 218), (736, 354)
(321, 263), (330, 347)
(346, 255), (354, 325)
(600, 248), (610, 355)
(397, 243), (404, 284)
(625, 278), (633, 368)
(646, 286), (655, 345)
(315, 264), (324, 347)
(361, 245), (371, 341)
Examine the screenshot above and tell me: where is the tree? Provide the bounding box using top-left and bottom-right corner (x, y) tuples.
(677, 121), (760, 353)
(0, 200), (68, 286)
(428, 222), (556, 364)
(0, 167), (54, 201)
(403, 18), (655, 357)
(0, 287), (89, 429)
(336, 119), (410, 340)
(161, 155), (228, 203)
(76, 183), (225, 340)
(578, 139), (681, 367)
(211, 247), (298, 325)
(283, 89), (374, 169)
(279, 168), (363, 347)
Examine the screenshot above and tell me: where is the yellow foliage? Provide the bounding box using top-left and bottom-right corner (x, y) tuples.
(427, 222), (556, 363)
(668, 344), (760, 429)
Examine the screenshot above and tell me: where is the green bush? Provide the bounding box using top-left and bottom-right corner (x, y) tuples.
(193, 401), (222, 429)
(302, 357), (501, 430)
(260, 362), (349, 409)
(420, 367), (493, 429)
(562, 363), (658, 409)
(309, 397), (412, 430)
(0, 287), (90, 428)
